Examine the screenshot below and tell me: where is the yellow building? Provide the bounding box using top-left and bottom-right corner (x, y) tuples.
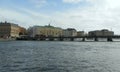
(28, 25), (63, 37)
(0, 21), (25, 38)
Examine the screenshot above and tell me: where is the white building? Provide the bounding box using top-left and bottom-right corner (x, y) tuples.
(88, 29), (114, 36)
(63, 28), (77, 37)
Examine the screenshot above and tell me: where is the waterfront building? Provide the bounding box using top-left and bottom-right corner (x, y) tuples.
(77, 31), (85, 36)
(19, 27), (27, 35)
(28, 24), (63, 37)
(0, 21), (25, 38)
(63, 28), (77, 37)
(88, 29), (114, 36)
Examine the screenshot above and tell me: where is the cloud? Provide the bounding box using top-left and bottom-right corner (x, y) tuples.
(62, 0), (82, 3)
(1, 0), (120, 34)
(0, 8), (32, 27)
(0, 8), (51, 28)
(28, 0), (47, 8)
(50, 0), (120, 34)
(105, 0), (120, 8)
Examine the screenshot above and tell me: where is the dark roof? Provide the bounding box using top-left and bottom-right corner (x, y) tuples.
(67, 28), (76, 31)
(0, 21), (19, 27)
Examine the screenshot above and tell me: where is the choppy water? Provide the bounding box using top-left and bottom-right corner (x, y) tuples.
(0, 41), (120, 72)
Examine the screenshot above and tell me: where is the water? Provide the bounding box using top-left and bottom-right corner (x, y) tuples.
(0, 41), (120, 72)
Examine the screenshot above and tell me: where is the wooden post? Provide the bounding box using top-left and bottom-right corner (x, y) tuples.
(49, 38), (54, 41)
(107, 37), (113, 42)
(70, 38), (74, 41)
(59, 38), (64, 41)
(94, 37), (98, 41)
(82, 38), (85, 41)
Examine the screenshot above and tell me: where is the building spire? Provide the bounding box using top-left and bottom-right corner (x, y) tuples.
(48, 23), (51, 26)
(5, 21), (7, 23)
(48, 20), (52, 26)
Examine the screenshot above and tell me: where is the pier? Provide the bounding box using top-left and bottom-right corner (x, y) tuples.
(16, 35), (120, 42)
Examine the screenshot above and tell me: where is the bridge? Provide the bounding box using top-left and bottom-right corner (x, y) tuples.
(17, 35), (120, 42)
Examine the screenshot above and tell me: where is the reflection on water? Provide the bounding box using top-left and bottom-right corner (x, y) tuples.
(0, 41), (120, 72)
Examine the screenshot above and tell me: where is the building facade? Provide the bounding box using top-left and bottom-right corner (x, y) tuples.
(19, 27), (26, 35)
(0, 22), (25, 38)
(77, 31), (84, 36)
(28, 25), (63, 37)
(88, 29), (114, 36)
(63, 28), (77, 37)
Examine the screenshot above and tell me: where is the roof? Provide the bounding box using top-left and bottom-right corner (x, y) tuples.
(0, 22), (19, 27)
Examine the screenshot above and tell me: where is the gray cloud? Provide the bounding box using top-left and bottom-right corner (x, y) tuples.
(28, 0), (47, 8)
(1, 0), (120, 34)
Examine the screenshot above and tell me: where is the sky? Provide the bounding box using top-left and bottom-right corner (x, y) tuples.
(0, 0), (120, 34)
